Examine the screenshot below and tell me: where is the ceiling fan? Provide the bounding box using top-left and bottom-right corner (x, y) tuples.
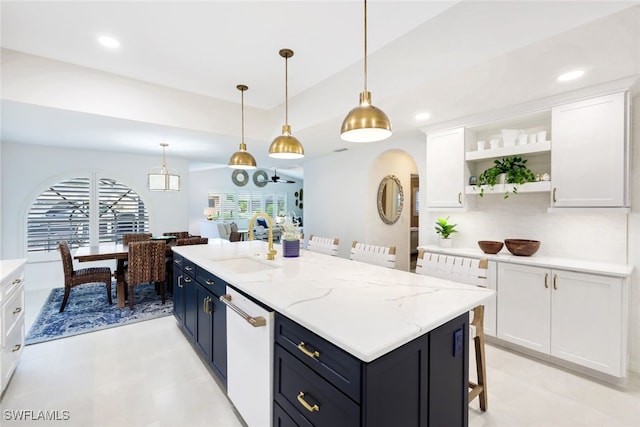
(270, 169), (295, 184)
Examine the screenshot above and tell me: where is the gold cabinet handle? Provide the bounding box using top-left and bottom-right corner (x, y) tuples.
(12, 278), (22, 285)
(544, 273), (549, 288)
(553, 274), (558, 290)
(206, 279), (215, 286)
(184, 276), (192, 283)
(177, 275), (183, 288)
(185, 265), (193, 271)
(13, 344), (21, 352)
(297, 342), (320, 359)
(553, 187), (557, 203)
(297, 392), (319, 413)
(203, 296), (212, 315)
(458, 192), (462, 205)
(174, 259), (182, 265)
(13, 307), (22, 314)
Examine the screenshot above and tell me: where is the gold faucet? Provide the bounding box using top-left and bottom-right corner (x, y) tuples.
(248, 212), (278, 260)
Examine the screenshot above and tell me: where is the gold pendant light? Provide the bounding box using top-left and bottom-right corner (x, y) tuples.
(269, 48), (304, 159)
(229, 84), (257, 169)
(340, 0), (392, 143)
(148, 143), (180, 191)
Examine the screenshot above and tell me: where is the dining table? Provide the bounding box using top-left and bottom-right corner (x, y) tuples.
(74, 240), (174, 308)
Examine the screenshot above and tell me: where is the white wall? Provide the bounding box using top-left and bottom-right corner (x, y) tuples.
(0, 142), (190, 290)
(304, 132), (425, 269)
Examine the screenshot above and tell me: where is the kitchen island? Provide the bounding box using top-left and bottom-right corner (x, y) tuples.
(172, 240), (494, 427)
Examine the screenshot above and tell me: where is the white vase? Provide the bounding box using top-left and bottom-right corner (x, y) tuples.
(439, 237), (452, 248)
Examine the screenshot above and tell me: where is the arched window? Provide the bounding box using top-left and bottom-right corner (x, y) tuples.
(27, 176), (149, 252)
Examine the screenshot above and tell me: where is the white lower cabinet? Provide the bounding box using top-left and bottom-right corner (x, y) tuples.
(497, 263), (626, 377)
(1, 259), (26, 394)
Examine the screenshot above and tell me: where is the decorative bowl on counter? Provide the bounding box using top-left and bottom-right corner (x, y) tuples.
(504, 239), (540, 256)
(477, 240), (504, 254)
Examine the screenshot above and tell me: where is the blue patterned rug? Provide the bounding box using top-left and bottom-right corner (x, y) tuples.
(25, 282), (173, 345)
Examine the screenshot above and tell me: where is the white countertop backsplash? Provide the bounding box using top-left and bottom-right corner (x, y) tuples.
(418, 244), (633, 277)
(173, 240), (494, 362)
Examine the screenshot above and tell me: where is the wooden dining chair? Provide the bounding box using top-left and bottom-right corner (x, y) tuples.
(176, 237), (209, 246)
(164, 231), (189, 239)
(122, 233), (152, 245)
(124, 241), (166, 310)
(415, 250), (489, 411)
(350, 241), (397, 268)
(307, 235), (340, 256)
(58, 241), (113, 313)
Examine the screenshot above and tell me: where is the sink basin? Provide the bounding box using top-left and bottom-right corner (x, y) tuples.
(210, 257), (280, 274)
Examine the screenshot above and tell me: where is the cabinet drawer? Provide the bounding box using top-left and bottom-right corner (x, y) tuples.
(195, 267), (227, 297)
(172, 253), (184, 270)
(2, 319), (24, 390)
(274, 344), (360, 427)
(2, 285), (25, 339)
(274, 402), (302, 427)
(1, 267), (24, 301)
(275, 314), (361, 402)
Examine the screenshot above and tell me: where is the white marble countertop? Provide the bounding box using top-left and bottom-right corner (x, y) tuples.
(173, 240), (494, 363)
(417, 245), (633, 277)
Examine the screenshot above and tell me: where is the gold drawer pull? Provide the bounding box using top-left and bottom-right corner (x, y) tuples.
(553, 187), (557, 203)
(185, 266), (193, 271)
(206, 279), (215, 285)
(177, 275), (183, 288)
(544, 273), (549, 288)
(553, 274), (558, 290)
(13, 307), (22, 314)
(13, 344), (22, 352)
(297, 342), (320, 359)
(12, 278), (22, 285)
(297, 392), (319, 413)
(174, 259), (182, 265)
(184, 276), (192, 283)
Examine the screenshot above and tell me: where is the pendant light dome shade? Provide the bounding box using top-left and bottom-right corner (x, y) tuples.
(229, 84), (257, 169)
(148, 143), (180, 191)
(269, 48), (304, 159)
(340, 0), (392, 143)
(340, 91), (392, 143)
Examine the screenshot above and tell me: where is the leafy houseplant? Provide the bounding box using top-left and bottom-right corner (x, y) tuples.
(477, 156), (536, 199)
(281, 219), (300, 257)
(435, 217), (458, 240)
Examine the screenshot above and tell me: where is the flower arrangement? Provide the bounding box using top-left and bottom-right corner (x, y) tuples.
(281, 219), (300, 241)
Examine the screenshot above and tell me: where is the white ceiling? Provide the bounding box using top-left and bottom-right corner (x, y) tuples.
(2, 0), (639, 178)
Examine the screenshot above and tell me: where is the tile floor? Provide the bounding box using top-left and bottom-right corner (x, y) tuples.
(2, 292), (639, 427)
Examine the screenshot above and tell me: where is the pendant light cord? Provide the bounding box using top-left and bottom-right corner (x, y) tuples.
(363, 0), (368, 94)
(285, 55), (289, 126)
(241, 88), (245, 144)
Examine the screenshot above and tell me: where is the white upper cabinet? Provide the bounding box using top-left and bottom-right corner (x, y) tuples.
(551, 92), (629, 208)
(425, 127), (465, 208)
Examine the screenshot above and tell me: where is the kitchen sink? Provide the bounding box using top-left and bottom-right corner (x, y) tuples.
(210, 256), (280, 274)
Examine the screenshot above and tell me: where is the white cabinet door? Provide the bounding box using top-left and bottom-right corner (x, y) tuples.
(550, 270), (624, 376)
(497, 263), (551, 353)
(551, 92), (627, 207)
(426, 128), (465, 208)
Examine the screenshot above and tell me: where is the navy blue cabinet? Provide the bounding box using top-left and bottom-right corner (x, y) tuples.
(172, 254), (227, 385)
(274, 312), (469, 427)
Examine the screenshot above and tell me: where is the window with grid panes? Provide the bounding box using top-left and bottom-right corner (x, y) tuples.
(26, 176), (149, 252)
(207, 191), (287, 222)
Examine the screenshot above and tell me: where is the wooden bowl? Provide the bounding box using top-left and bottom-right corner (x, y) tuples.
(477, 240), (504, 254)
(504, 239), (540, 256)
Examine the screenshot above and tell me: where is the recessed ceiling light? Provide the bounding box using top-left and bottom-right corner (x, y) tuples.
(415, 112), (431, 121)
(557, 69), (585, 82)
(98, 35), (120, 49)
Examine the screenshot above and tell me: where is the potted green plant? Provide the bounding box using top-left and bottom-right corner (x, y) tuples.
(281, 219), (301, 257)
(476, 156), (536, 198)
(435, 217), (457, 247)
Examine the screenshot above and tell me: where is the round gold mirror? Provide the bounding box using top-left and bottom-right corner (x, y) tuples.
(377, 175), (404, 225)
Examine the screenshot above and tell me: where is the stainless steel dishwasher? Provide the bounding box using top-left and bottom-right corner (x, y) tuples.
(220, 287), (274, 427)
